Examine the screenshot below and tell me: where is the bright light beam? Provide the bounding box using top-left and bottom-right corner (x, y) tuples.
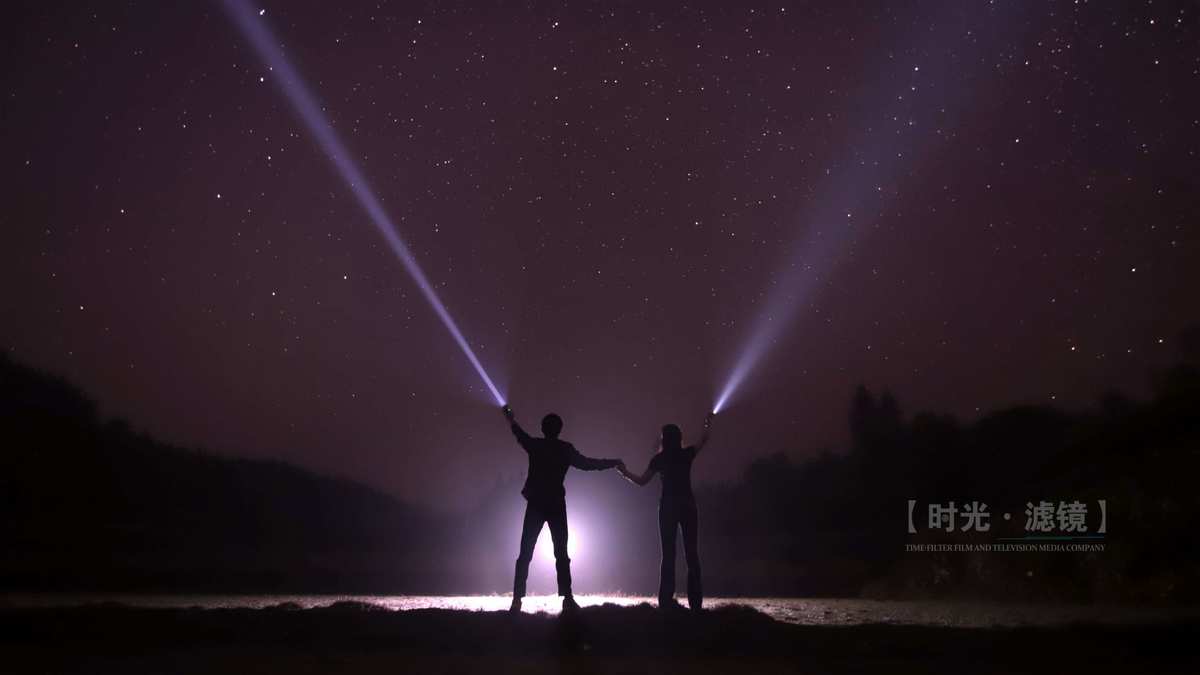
(712, 215), (843, 414)
(712, 3), (1017, 414)
(220, 1), (504, 405)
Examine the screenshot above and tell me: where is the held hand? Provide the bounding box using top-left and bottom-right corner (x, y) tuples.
(704, 411), (715, 427)
(501, 404), (514, 421)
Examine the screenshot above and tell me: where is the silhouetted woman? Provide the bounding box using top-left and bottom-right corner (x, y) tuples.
(619, 412), (713, 610)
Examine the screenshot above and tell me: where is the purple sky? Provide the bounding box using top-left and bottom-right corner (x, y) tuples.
(3, 1), (1197, 509)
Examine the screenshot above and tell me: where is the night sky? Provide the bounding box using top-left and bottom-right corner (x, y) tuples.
(2, 1), (1197, 509)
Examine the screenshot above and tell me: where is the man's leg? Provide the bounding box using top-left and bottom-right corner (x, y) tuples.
(546, 501), (573, 598)
(658, 502), (679, 606)
(513, 503), (544, 600)
(680, 501), (703, 610)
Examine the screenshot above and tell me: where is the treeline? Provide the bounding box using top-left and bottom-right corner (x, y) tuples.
(687, 359), (1200, 602)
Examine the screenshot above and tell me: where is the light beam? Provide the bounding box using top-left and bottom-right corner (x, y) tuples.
(712, 4), (1017, 413)
(220, 0), (504, 405)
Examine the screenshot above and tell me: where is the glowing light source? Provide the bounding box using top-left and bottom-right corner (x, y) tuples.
(220, 0), (504, 405)
(535, 525), (581, 567)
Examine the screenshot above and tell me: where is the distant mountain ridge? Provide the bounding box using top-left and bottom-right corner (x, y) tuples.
(0, 352), (445, 593)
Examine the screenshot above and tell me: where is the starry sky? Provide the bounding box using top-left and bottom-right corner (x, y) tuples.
(2, 1), (1197, 509)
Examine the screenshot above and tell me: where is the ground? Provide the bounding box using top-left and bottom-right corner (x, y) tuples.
(2, 601), (1195, 674)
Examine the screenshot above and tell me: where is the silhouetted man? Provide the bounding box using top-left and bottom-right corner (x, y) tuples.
(619, 413), (712, 610)
(502, 405), (622, 613)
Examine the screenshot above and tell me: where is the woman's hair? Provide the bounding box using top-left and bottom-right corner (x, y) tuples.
(661, 423), (683, 449)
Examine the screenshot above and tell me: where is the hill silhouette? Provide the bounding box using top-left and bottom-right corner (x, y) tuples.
(0, 352), (444, 593)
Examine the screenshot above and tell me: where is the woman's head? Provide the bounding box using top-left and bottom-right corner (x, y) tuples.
(660, 423), (682, 450)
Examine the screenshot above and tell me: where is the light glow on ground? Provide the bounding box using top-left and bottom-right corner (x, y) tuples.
(6, 594), (1197, 626)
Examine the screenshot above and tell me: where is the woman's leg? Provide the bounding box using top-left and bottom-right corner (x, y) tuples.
(658, 503), (678, 605)
(680, 501), (702, 609)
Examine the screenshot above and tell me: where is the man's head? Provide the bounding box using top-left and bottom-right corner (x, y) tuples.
(661, 423), (682, 450)
(541, 413), (564, 438)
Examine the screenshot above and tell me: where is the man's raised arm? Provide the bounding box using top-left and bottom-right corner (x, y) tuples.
(502, 405), (534, 452)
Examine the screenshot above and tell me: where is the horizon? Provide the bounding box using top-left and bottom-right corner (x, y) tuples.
(5, 347), (1192, 514)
